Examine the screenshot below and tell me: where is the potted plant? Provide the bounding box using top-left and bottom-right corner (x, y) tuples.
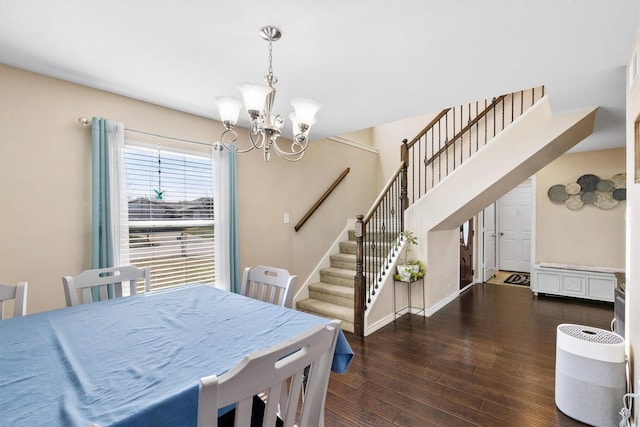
(395, 230), (423, 281)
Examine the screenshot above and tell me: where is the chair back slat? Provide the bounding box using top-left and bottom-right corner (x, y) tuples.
(198, 320), (341, 427)
(62, 265), (150, 307)
(0, 282), (28, 318)
(240, 265), (297, 308)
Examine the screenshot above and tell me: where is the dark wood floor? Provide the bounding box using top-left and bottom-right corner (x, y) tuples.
(325, 282), (614, 426)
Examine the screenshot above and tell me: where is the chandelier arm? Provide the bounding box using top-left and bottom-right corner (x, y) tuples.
(271, 137), (309, 162)
(219, 129), (255, 154)
(273, 148), (305, 162)
(272, 136), (308, 154)
(248, 126), (267, 150)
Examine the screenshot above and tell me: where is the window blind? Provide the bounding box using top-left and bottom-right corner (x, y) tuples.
(124, 144), (215, 290)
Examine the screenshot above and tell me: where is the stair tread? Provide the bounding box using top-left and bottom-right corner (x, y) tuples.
(297, 298), (353, 319)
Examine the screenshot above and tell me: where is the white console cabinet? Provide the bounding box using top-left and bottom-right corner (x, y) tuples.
(532, 264), (619, 302)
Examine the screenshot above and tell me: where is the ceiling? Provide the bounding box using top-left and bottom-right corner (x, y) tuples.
(1, 1), (638, 152)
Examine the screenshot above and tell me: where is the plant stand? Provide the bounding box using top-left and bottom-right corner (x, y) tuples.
(393, 277), (425, 324)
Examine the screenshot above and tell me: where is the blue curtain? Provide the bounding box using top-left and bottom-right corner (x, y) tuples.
(228, 150), (241, 293)
(91, 117), (115, 298)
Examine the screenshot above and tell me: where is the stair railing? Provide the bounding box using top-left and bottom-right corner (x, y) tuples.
(403, 87), (545, 204)
(353, 87), (546, 337)
(354, 162), (405, 336)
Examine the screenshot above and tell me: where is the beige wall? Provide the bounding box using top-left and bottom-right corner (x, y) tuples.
(626, 31), (640, 409)
(0, 64), (378, 314)
(534, 148), (626, 268)
(372, 112), (439, 188)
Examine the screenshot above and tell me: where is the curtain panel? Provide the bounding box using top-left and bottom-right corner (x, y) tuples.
(91, 118), (128, 297)
(213, 143), (240, 293)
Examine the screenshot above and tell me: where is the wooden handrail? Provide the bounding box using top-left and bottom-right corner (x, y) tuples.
(362, 162), (405, 223)
(406, 109), (451, 148)
(294, 168), (350, 232)
(425, 95), (506, 167)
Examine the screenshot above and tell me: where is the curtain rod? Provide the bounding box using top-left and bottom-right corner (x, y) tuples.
(78, 117), (216, 148)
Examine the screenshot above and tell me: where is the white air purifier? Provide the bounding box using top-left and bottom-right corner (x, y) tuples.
(555, 324), (625, 427)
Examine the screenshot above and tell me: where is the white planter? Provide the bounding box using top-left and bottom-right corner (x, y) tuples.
(396, 265), (413, 281)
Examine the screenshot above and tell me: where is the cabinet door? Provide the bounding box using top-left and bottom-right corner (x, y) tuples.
(537, 272), (560, 293)
(560, 275), (585, 296)
(587, 277), (615, 301)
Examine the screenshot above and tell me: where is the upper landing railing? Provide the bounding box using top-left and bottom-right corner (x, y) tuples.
(402, 87), (545, 205)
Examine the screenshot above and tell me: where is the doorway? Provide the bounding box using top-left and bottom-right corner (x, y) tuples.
(459, 218), (474, 289)
(481, 178), (534, 282)
(497, 179), (532, 273)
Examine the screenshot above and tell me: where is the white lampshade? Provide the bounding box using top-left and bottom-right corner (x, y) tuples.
(237, 82), (273, 113)
(214, 96), (242, 125)
(290, 98), (321, 126)
(289, 112), (315, 135)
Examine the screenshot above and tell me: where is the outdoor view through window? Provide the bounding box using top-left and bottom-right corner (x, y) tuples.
(125, 145), (215, 289)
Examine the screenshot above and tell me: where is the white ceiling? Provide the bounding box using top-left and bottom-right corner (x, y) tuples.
(1, 1), (638, 152)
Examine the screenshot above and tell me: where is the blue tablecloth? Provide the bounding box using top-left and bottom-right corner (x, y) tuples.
(0, 284), (353, 427)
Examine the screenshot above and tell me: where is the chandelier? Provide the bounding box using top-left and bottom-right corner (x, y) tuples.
(214, 26), (321, 162)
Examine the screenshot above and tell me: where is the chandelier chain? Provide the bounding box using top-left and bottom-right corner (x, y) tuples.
(265, 39), (277, 87)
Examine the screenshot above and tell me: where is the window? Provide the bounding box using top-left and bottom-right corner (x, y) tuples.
(124, 144), (214, 290)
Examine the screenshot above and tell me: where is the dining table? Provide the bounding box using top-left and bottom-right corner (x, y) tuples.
(0, 284), (353, 427)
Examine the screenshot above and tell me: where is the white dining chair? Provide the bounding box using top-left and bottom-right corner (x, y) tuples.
(62, 265), (150, 307)
(198, 319), (341, 427)
(0, 281), (28, 318)
(240, 265), (297, 308)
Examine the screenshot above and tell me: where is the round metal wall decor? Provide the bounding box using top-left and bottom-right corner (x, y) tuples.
(580, 191), (596, 204)
(565, 195), (584, 210)
(548, 185), (569, 202)
(576, 174), (600, 192)
(613, 188), (627, 201)
(596, 179), (614, 192)
(594, 191), (618, 209)
(548, 172), (625, 210)
(611, 173), (626, 188)
(565, 182), (581, 195)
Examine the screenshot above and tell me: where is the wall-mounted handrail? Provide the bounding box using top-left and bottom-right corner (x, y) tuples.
(294, 167), (350, 232)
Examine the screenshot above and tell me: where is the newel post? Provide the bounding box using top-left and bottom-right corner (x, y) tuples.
(354, 214), (365, 338)
(400, 139), (409, 228)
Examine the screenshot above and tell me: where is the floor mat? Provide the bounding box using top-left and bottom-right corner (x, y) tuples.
(504, 273), (530, 286)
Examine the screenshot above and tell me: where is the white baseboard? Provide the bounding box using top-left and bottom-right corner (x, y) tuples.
(364, 287), (465, 336)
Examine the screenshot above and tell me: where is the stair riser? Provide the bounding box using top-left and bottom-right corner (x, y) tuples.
(297, 307), (354, 333)
(320, 272), (355, 287)
(330, 258), (357, 270)
(339, 241), (395, 255)
(309, 289), (354, 308)
(348, 229), (398, 242)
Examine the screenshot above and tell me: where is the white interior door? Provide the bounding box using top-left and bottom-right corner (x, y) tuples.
(482, 203), (496, 281)
(498, 179), (532, 273)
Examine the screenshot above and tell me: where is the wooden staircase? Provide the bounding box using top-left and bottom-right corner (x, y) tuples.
(296, 230), (395, 333)
(296, 231), (357, 333)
